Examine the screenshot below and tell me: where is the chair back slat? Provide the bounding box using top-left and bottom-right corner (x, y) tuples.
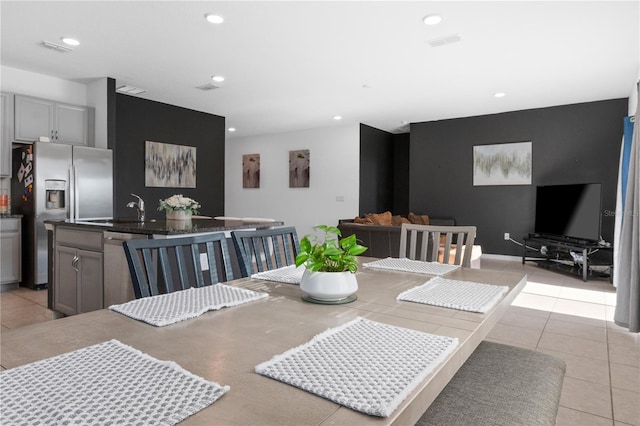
(400, 224), (477, 268)
(231, 227), (300, 277)
(123, 233), (234, 299)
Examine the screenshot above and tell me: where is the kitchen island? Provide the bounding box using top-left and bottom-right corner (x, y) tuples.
(45, 218), (283, 315)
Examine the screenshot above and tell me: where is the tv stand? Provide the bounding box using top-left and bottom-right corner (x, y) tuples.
(522, 235), (612, 282)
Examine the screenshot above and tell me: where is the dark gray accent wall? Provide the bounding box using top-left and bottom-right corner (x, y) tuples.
(392, 133), (410, 216)
(114, 94), (225, 220)
(359, 124), (395, 215)
(409, 98), (628, 255)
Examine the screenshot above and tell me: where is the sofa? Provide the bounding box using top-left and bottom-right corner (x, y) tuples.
(338, 212), (482, 268)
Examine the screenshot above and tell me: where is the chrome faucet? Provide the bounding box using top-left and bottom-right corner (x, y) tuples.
(126, 193), (145, 221)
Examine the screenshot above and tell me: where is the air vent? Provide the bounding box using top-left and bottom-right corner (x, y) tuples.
(39, 40), (73, 53)
(196, 83), (221, 91)
(427, 33), (462, 48)
(116, 85), (147, 95)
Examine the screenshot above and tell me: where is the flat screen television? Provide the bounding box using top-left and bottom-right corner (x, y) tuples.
(534, 183), (602, 242)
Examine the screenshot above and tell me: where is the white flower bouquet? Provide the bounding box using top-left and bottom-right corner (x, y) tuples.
(157, 194), (200, 214)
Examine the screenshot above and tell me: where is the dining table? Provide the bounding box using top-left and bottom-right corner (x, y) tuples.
(0, 258), (527, 425)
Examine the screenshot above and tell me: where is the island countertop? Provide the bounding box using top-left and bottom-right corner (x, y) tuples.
(44, 217), (284, 235)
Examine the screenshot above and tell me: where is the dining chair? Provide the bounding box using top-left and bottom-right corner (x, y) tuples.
(123, 233), (235, 299)
(399, 224), (477, 268)
(231, 226), (300, 277)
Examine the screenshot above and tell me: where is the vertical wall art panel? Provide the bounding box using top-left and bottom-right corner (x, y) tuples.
(242, 153), (260, 188)
(473, 141), (532, 186)
(289, 149), (310, 188)
(145, 141), (196, 188)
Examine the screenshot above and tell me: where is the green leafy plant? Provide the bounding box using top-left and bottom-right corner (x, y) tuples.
(295, 225), (367, 273)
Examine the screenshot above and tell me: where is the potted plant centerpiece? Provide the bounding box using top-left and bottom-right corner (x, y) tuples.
(295, 225), (367, 303)
(158, 194), (200, 221)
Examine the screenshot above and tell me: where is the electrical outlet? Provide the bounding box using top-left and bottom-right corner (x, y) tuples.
(504, 233), (510, 240)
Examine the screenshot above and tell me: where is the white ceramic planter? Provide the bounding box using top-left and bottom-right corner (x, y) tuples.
(166, 210), (192, 221)
(299, 269), (358, 301)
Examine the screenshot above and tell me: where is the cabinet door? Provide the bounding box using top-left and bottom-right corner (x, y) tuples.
(0, 92), (14, 176)
(0, 221), (21, 284)
(14, 95), (55, 142)
(54, 245), (78, 316)
(78, 249), (103, 313)
(55, 103), (89, 146)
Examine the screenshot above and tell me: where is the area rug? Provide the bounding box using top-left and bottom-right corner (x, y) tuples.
(109, 284), (268, 326)
(255, 317), (458, 417)
(0, 339), (229, 426)
(251, 264), (304, 284)
(363, 257), (460, 276)
(397, 276), (509, 313)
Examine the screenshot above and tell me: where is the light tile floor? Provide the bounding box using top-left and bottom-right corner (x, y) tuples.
(481, 257), (639, 426)
(0, 258), (638, 425)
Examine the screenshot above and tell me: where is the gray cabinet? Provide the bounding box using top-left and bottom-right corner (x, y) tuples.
(1, 92), (14, 176)
(14, 95), (92, 146)
(53, 227), (103, 315)
(0, 218), (22, 287)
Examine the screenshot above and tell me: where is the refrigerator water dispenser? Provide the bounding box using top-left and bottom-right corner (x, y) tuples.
(45, 180), (66, 210)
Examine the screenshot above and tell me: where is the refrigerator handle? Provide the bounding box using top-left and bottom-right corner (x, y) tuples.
(74, 165), (80, 220)
(68, 166), (75, 220)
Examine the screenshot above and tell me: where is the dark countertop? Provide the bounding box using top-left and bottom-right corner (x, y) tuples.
(45, 218), (284, 235)
(0, 214), (23, 219)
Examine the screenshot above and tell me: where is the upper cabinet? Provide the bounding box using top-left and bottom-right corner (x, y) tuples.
(1, 92), (15, 176)
(14, 95), (93, 146)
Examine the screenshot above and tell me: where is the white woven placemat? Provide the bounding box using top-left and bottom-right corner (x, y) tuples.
(0, 339), (229, 426)
(109, 284), (268, 326)
(397, 277), (509, 313)
(363, 257), (460, 276)
(255, 317), (458, 417)
(251, 265), (304, 284)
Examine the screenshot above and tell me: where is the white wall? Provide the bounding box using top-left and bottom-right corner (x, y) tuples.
(0, 65), (87, 105)
(225, 124), (360, 237)
(86, 78), (109, 149)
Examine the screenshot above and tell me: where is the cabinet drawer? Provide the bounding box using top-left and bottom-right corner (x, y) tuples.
(56, 227), (103, 251)
(0, 218), (20, 233)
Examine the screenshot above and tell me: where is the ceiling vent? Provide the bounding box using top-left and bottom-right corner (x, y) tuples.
(116, 85), (147, 95)
(196, 82), (221, 91)
(39, 40), (73, 53)
(427, 33), (462, 48)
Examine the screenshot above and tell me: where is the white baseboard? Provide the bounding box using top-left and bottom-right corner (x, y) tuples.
(480, 253), (522, 262)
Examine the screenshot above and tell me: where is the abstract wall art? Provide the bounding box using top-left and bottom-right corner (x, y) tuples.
(473, 141), (532, 186)
(242, 153), (261, 188)
(145, 141), (196, 188)
(289, 149), (310, 188)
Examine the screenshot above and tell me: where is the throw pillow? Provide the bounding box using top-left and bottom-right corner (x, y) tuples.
(366, 211), (392, 226)
(392, 215), (410, 226)
(408, 212), (430, 225)
(354, 216), (373, 224)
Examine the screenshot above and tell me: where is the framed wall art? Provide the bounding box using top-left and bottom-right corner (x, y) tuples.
(242, 153), (260, 188)
(145, 141), (196, 188)
(473, 141), (532, 186)
(289, 149), (310, 188)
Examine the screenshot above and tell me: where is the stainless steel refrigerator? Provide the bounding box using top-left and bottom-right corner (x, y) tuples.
(12, 142), (113, 289)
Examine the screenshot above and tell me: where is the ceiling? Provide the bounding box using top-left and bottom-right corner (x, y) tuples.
(1, 1), (639, 140)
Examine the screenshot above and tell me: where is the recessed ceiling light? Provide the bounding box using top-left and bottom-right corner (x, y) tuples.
(61, 37), (80, 46)
(212, 75), (225, 82)
(494, 92), (506, 98)
(423, 14), (442, 25)
(228, 127), (236, 132)
(205, 14), (224, 24)
(400, 120), (409, 125)
(333, 115), (342, 120)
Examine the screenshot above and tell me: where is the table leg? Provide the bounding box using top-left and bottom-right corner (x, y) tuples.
(582, 248), (588, 282)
